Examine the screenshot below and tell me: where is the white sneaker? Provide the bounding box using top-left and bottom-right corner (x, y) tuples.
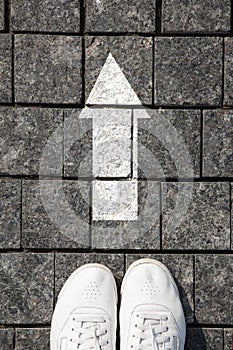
(120, 259), (186, 350)
(50, 263), (117, 350)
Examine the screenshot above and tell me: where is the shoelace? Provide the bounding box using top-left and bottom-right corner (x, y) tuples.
(131, 313), (172, 350)
(69, 315), (109, 350)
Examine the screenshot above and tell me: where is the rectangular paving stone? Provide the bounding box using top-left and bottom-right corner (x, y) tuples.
(15, 35), (82, 103)
(162, 0), (231, 33)
(126, 254), (194, 324)
(64, 110), (92, 178)
(224, 329), (233, 349)
(224, 38), (233, 105)
(0, 329), (14, 349)
(55, 253), (124, 297)
(86, 0), (156, 32)
(162, 182), (230, 250)
(155, 37), (222, 106)
(0, 180), (21, 248)
(93, 181), (138, 221)
(137, 109), (201, 178)
(92, 109), (132, 177)
(15, 328), (50, 350)
(22, 180), (90, 249)
(0, 35), (12, 103)
(0, 0), (4, 30)
(203, 110), (233, 177)
(86, 36), (153, 105)
(0, 107), (63, 176)
(185, 328), (223, 350)
(11, 0), (80, 32)
(92, 181), (160, 250)
(0, 253), (53, 324)
(195, 255), (233, 324)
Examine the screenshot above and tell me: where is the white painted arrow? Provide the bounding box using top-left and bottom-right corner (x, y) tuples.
(80, 53), (150, 221)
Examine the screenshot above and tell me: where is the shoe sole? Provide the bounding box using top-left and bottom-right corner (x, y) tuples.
(58, 263), (118, 302)
(121, 258), (179, 297)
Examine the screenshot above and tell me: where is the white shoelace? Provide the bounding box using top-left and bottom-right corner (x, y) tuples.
(69, 315), (109, 350)
(132, 313), (172, 350)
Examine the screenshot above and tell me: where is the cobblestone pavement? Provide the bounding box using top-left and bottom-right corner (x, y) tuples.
(0, 1), (233, 349)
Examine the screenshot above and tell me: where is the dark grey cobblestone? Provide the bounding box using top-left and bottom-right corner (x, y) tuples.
(15, 35), (82, 103)
(86, 0), (156, 33)
(232, 184), (233, 250)
(64, 110), (92, 178)
(224, 329), (233, 349)
(138, 109), (201, 178)
(92, 181), (160, 250)
(0, 0), (4, 30)
(185, 328), (223, 350)
(224, 38), (233, 106)
(0, 253), (54, 324)
(162, 182), (230, 250)
(15, 328), (50, 350)
(0, 107), (63, 176)
(203, 110), (233, 177)
(86, 36), (153, 105)
(162, 0), (231, 33)
(22, 180), (90, 249)
(11, 0), (80, 33)
(0, 329), (14, 349)
(55, 253), (124, 297)
(0, 179), (21, 248)
(0, 35), (12, 103)
(126, 254), (194, 324)
(154, 37), (222, 106)
(195, 255), (233, 324)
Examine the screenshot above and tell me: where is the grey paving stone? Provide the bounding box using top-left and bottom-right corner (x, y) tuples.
(15, 328), (50, 350)
(203, 110), (233, 177)
(92, 109), (132, 177)
(155, 37), (222, 106)
(162, 0), (231, 33)
(0, 180), (21, 248)
(0, 35), (12, 103)
(11, 0), (80, 32)
(22, 180), (90, 249)
(0, 253), (53, 324)
(92, 181), (160, 250)
(224, 329), (233, 349)
(0, 0), (4, 30)
(232, 185), (233, 250)
(86, 0), (156, 32)
(224, 38), (233, 105)
(0, 329), (14, 349)
(195, 255), (233, 324)
(162, 182), (230, 250)
(55, 253), (124, 298)
(138, 109), (201, 178)
(185, 328), (223, 350)
(126, 254), (194, 323)
(15, 35), (82, 103)
(64, 109), (92, 178)
(86, 36), (153, 105)
(0, 107), (63, 176)
(93, 180), (138, 221)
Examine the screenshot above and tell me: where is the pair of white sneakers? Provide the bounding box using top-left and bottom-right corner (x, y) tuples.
(50, 258), (186, 350)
